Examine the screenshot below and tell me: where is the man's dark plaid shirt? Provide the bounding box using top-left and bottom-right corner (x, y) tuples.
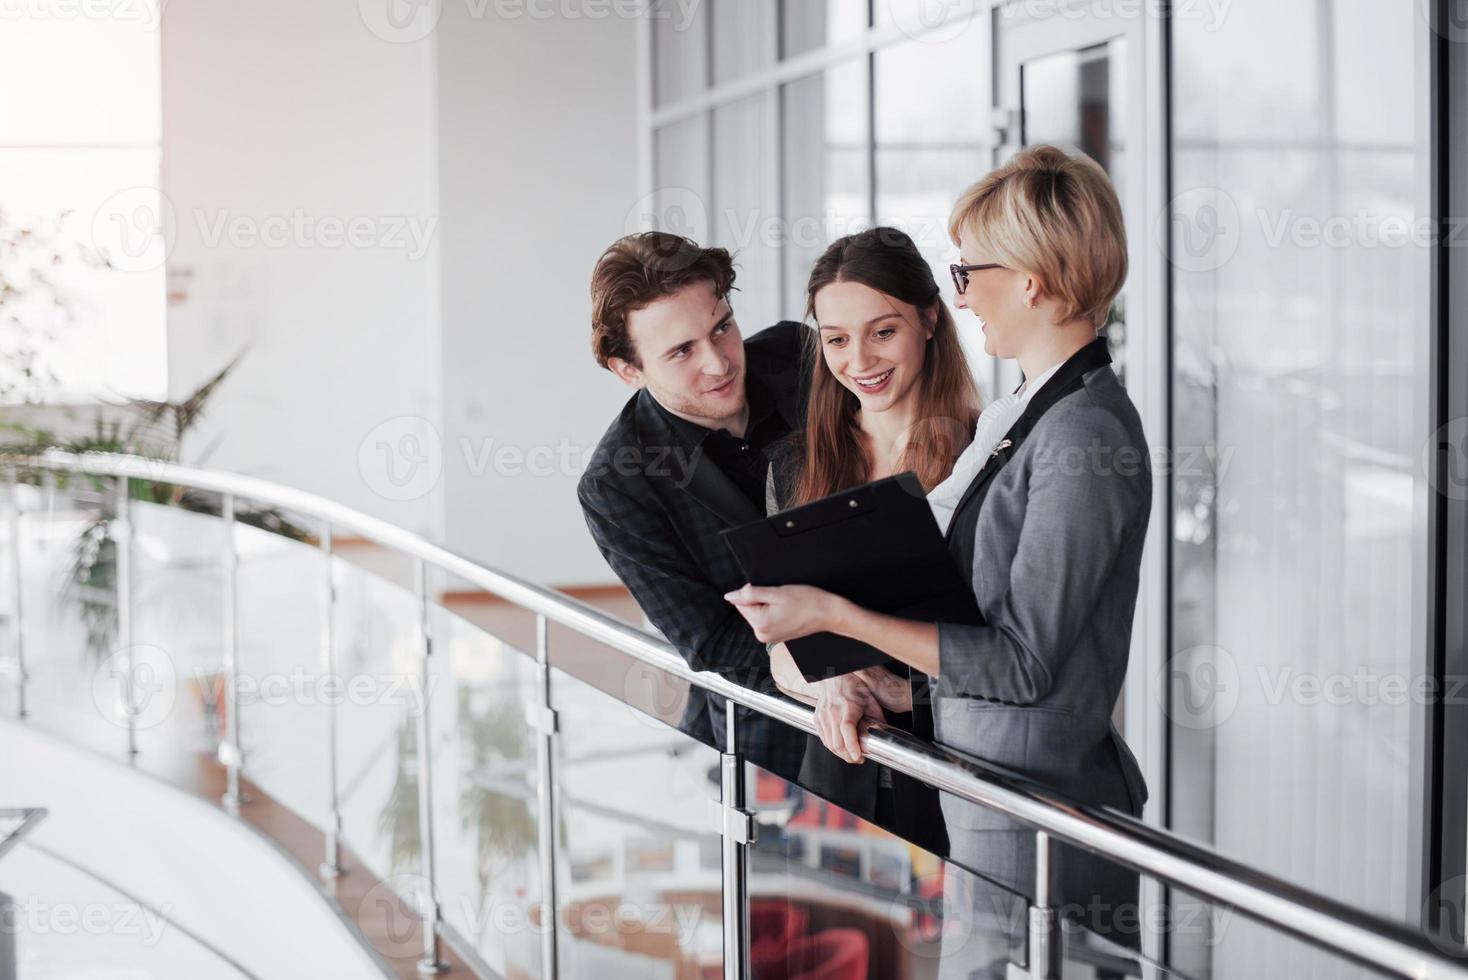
(577, 322), (809, 780)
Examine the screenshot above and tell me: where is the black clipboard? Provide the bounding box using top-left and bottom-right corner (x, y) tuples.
(721, 472), (984, 681)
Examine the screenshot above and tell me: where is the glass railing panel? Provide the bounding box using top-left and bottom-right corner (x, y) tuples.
(332, 556), (425, 884)
(551, 665), (725, 977)
(426, 604), (544, 978)
(231, 516), (330, 827)
(745, 757), (1023, 979)
(11, 476), (123, 757)
(126, 496), (226, 783)
(1055, 872), (1200, 979)
(931, 779), (1180, 980)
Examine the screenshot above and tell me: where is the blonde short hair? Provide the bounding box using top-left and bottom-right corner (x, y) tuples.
(948, 144), (1127, 327)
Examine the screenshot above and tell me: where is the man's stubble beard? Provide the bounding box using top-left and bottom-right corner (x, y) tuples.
(654, 371), (746, 429)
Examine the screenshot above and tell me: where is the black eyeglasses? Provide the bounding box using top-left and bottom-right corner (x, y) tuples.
(949, 262), (1006, 295)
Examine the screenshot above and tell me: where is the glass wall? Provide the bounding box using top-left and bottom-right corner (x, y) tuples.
(781, 0), (867, 59)
(645, 0), (1445, 972)
(712, 92), (782, 331)
(645, 1), (1000, 396)
(873, 23), (992, 376)
(1168, 0), (1427, 971)
(1018, 36), (1129, 379)
(780, 60), (869, 318)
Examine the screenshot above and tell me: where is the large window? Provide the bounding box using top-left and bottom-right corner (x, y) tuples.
(0, 4), (167, 405)
(645, 5), (1445, 966)
(1168, 0), (1427, 961)
(644, 0), (996, 389)
(873, 27), (991, 373)
(780, 60), (868, 318)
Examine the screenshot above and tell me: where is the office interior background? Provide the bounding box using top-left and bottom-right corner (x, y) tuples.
(0, 0), (1464, 978)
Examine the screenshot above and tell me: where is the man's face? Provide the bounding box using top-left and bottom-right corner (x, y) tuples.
(610, 281), (747, 428)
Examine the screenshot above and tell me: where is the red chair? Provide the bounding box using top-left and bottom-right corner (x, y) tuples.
(749, 900), (809, 978)
(786, 928), (869, 980)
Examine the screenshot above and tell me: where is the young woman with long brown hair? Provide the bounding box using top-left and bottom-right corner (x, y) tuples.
(764, 226), (980, 846)
(779, 226), (982, 506)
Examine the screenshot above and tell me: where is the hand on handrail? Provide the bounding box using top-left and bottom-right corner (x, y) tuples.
(811, 674), (886, 764)
(768, 643), (904, 760)
(850, 666), (913, 715)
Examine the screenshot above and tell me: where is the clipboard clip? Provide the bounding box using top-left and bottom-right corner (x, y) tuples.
(780, 496), (861, 532)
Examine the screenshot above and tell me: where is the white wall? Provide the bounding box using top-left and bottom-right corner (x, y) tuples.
(160, 1), (639, 586)
(161, 0), (443, 539)
(435, 5), (641, 585)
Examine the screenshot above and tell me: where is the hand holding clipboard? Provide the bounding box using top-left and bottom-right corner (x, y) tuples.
(721, 472), (985, 681)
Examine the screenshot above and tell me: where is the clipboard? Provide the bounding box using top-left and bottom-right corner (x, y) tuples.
(721, 472), (985, 681)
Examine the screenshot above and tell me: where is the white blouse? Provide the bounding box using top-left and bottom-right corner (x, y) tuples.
(927, 361), (1063, 534)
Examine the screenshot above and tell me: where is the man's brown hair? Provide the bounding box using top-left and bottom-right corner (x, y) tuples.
(589, 231), (737, 369)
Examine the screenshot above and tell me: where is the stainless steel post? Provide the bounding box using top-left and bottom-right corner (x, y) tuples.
(532, 613), (559, 978)
(413, 558), (447, 976)
(114, 477), (136, 757)
(718, 701), (752, 980)
(6, 468), (25, 720)
(1027, 831), (1061, 979)
(319, 523), (343, 878)
(220, 493), (246, 808)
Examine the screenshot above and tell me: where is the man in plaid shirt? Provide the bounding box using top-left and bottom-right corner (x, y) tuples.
(577, 231), (808, 780)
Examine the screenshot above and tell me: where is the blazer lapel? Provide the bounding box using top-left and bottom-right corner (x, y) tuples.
(943, 338), (1113, 542)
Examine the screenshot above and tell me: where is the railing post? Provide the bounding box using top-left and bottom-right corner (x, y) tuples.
(6, 467), (26, 721)
(114, 476), (136, 758)
(412, 558), (448, 976)
(220, 493), (246, 809)
(319, 523), (343, 879)
(532, 613), (559, 978)
(1027, 831), (1061, 980)
(716, 701), (753, 980)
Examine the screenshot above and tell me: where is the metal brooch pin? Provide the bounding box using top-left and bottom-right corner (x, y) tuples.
(989, 439), (1012, 460)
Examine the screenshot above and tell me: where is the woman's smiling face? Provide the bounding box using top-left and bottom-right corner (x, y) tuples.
(813, 279), (931, 411)
(954, 231), (1031, 359)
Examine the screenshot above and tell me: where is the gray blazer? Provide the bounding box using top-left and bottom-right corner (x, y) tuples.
(933, 351), (1150, 941)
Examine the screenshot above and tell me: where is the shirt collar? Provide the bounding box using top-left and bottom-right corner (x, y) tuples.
(1016, 360), (1065, 406)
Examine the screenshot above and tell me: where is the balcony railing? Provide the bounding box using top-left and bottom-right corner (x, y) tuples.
(1, 449), (1465, 979)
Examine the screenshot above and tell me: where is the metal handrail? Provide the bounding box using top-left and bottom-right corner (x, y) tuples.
(5, 449), (1466, 978)
(0, 807), (47, 864)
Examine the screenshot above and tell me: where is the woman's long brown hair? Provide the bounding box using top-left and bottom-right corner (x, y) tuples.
(788, 227), (981, 506)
